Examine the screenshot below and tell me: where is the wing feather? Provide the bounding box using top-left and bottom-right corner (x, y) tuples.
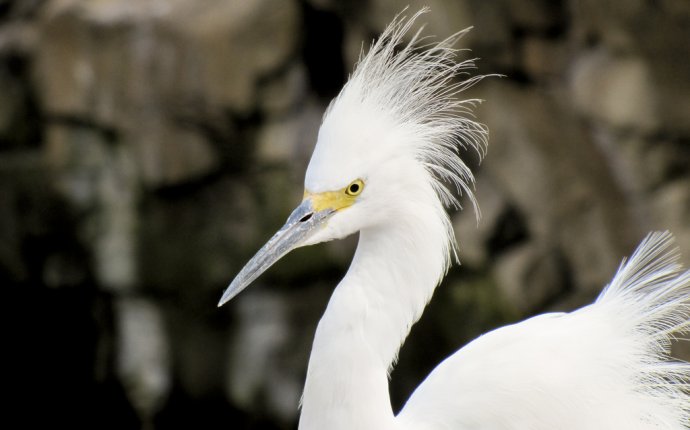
(397, 231), (690, 430)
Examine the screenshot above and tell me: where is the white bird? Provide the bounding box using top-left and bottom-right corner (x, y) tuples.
(219, 10), (690, 430)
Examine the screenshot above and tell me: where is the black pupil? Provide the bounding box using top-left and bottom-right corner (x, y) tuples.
(349, 183), (359, 193)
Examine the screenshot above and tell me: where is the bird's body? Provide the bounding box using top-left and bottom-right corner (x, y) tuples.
(398, 238), (690, 429)
(220, 10), (690, 430)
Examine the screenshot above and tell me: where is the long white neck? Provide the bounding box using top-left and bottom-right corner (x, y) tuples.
(298, 196), (451, 430)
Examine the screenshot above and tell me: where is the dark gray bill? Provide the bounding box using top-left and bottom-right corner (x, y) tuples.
(218, 199), (334, 307)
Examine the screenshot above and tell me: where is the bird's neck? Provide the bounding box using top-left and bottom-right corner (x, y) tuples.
(299, 200), (451, 430)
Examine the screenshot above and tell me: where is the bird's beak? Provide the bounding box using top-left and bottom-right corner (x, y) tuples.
(218, 198), (335, 307)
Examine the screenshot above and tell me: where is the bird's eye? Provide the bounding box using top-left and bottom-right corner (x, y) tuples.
(345, 179), (364, 196)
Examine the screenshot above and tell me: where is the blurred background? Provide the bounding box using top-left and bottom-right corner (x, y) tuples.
(2, 0), (689, 428)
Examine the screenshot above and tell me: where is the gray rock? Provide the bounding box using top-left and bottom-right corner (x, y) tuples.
(522, 37), (566, 82)
(465, 1), (515, 70)
(343, 0), (474, 70)
(115, 297), (171, 423)
(34, 0), (301, 187)
(494, 242), (567, 314)
(45, 124), (139, 291)
(256, 96), (324, 166)
(366, 0), (473, 39)
(505, 0), (564, 30)
(0, 151), (54, 284)
(138, 175), (262, 295)
(570, 0), (645, 51)
(227, 290), (300, 423)
(167, 0), (301, 114)
(650, 179), (690, 267)
(0, 67), (18, 139)
(569, 0), (690, 135)
(257, 62), (310, 118)
(453, 173), (509, 267)
(650, 60), (690, 136)
(36, 0), (300, 117)
(570, 49), (658, 132)
(162, 303), (227, 402)
(130, 118), (219, 187)
(478, 81), (635, 294)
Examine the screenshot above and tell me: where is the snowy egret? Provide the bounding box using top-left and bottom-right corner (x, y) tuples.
(219, 10), (690, 430)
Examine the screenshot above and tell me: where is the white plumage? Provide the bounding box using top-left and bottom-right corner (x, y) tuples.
(398, 232), (690, 430)
(220, 10), (690, 430)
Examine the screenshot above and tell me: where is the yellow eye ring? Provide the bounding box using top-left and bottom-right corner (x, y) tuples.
(345, 179), (364, 196)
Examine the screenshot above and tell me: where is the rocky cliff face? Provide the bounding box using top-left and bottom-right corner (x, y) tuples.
(2, 0), (689, 429)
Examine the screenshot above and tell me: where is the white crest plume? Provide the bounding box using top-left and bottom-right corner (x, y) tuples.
(323, 8), (488, 216)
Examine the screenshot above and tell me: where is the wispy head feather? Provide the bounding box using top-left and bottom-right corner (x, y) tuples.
(325, 8), (488, 216)
(305, 9), (490, 273)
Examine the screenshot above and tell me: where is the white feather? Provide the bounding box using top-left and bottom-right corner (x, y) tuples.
(398, 231), (690, 430)
(305, 8), (489, 271)
(338, 9), (488, 215)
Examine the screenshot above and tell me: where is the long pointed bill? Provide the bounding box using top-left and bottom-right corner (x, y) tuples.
(218, 199), (334, 307)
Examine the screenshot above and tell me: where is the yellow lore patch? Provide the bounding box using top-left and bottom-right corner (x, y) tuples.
(303, 189), (356, 212)
(303, 180), (363, 212)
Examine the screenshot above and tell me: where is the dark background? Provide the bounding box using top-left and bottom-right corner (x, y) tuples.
(2, 0), (689, 428)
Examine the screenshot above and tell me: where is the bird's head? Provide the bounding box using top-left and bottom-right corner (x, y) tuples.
(219, 9), (488, 306)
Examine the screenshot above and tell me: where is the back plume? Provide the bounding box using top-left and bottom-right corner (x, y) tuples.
(398, 231), (690, 429)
